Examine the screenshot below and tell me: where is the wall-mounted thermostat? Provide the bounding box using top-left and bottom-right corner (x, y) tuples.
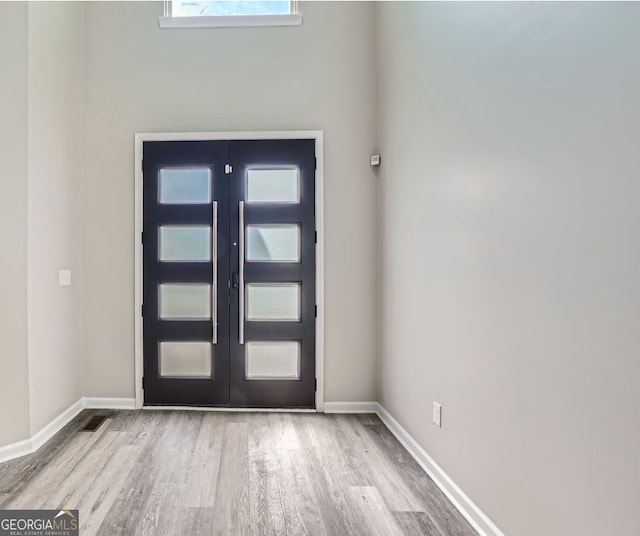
(370, 155), (381, 166)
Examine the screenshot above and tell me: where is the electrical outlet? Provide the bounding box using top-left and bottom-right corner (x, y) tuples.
(59, 270), (72, 287)
(432, 401), (442, 427)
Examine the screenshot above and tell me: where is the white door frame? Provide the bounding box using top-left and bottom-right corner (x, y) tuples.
(134, 131), (325, 411)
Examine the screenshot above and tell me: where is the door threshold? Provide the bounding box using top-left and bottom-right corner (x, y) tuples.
(142, 405), (318, 413)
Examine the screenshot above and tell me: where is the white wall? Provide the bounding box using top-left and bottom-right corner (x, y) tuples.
(0, 2), (30, 447)
(376, 3), (640, 536)
(26, 2), (84, 435)
(82, 2), (378, 402)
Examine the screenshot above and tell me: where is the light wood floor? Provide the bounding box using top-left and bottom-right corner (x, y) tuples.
(0, 410), (476, 536)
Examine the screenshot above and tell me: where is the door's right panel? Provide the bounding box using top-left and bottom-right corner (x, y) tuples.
(229, 139), (316, 408)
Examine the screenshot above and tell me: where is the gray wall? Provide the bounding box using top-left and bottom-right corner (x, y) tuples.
(27, 1), (84, 435)
(0, 2), (84, 447)
(82, 2), (378, 402)
(0, 2), (30, 447)
(375, 3), (640, 536)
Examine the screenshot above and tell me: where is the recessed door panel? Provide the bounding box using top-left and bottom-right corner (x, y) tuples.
(246, 225), (300, 262)
(247, 168), (299, 203)
(246, 283), (300, 321)
(160, 341), (213, 378)
(159, 226), (211, 262)
(245, 342), (300, 380)
(159, 167), (211, 204)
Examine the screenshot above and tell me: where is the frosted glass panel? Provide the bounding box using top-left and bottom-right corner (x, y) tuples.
(246, 342), (300, 379)
(159, 226), (211, 262)
(159, 284), (211, 319)
(246, 284), (300, 321)
(247, 169), (299, 203)
(160, 342), (212, 377)
(246, 225), (300, 262)
(159, 168), (211, 204)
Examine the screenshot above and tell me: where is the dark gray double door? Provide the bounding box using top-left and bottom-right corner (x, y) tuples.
(142, 139), (316, 408)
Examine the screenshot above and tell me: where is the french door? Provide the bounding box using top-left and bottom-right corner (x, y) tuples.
(142, 139), (316, 408)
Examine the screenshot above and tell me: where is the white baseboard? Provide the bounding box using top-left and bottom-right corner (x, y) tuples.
(0, 399), (84, 464)
(0, 397), (136, 464)
(30, 399), (85, 453)
(323, 401), (379, 413)
(0, 437), (34, 465)
(83, 397), (136, 410)
(374, 403), (505, 536)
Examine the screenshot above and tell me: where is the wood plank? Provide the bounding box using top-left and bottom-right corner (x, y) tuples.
(183, 412), (224, 508)
(337, 415), (424, 512)
(212, 420), (250, 535)
(294, 415), (371, 536)
(355, 413), (381, 426)
(247, 412), (286, 536)
(44, 430), (129, 509)
(0, 410), (92, 495)
(5, 419), (117, 509)
(96, 412), (179, 536)
(272, 420), (328, 536)
(393, 511), (442, 536)
(179, 507), (216, 534)
(347, 486), (405, 536)
(79, 444), (144, 535)
(136, 482), (185, 536)
(365, 423), (477, 536)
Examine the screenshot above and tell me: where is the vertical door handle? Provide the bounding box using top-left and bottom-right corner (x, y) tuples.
(239, 201), (245, 344)
(212, 201), (218, 345)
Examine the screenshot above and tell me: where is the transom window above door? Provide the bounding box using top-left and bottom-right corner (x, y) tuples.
(159, 0), (302, 28)
(172, 1), (293, 17)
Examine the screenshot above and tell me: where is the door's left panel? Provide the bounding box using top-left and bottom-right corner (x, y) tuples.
(143, 141), (230, 406)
